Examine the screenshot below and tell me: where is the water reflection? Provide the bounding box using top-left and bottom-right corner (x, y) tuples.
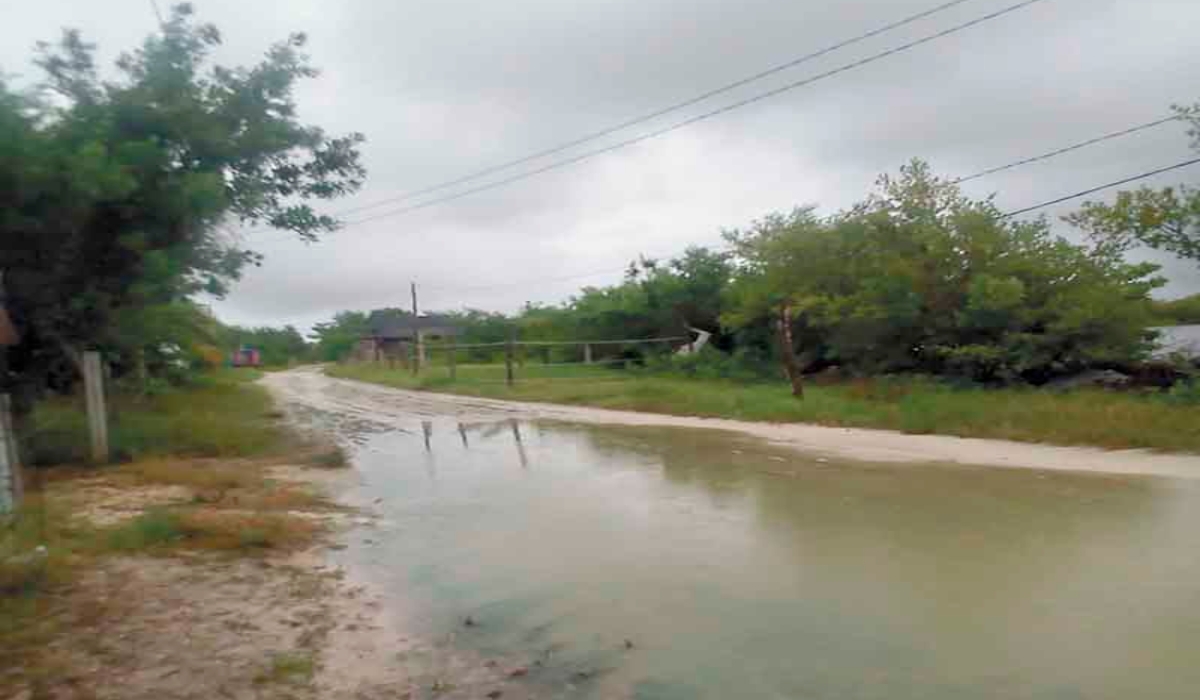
(348, 419), (1200, 700)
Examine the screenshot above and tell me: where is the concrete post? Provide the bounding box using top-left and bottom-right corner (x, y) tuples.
(0, 394), (21, 514)
(83, 351), (110, 463)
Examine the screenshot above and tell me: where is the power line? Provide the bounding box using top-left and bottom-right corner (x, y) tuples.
(333, 0), (986, 219)
(149, 0), (165, 27)
(255, 110), (1175, 246)
(423, 156), (1200, 296)
(344, 0), (1049, 228)
(956, 115), (1180, 184)
(422, 267), (627, 293)
(1001, 157), (1200, 218)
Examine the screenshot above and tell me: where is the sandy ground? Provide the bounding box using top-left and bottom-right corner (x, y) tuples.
(264, 366), (1200, 478)
(3, 463), (425, 700)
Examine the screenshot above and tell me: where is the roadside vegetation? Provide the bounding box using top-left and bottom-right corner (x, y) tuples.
(329, 362), (1200, 452)
(1, 370), (347, 694)
(322, 141), (1200, 454)
(25, 368), (284, 465)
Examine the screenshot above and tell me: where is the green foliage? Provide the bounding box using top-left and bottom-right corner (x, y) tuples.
(0, 3), (364, 405)
(25, 369), (286, 465)
(642, 346), (775, 382)
(106, 510), (185, 551)
(256, 651), (315, 685)
(222, 324), (309, 366)
(1163, 379), (1200, 405)
(310, 310), (369, 362)
(1151, 294), (1200, 324)
(1067, 101), (1200, 264)
(723, 160), (1161, 382)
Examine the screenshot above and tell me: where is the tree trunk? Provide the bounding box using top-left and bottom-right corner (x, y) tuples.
(777, 302), (804, 399)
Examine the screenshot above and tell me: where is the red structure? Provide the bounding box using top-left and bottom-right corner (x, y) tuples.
(231, 346), (262, 367)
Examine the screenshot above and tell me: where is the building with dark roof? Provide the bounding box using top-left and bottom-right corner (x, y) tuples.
(355, 312), (460, 363)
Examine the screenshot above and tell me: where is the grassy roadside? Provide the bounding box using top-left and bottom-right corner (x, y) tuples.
(329, 363), (1200, 453)
(1, 369), (347, 695)
(24, 367), (285, 465)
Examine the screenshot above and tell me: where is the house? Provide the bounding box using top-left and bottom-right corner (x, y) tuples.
(356, 312), (460, 363)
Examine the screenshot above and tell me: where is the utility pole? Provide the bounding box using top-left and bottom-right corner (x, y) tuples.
(411, 281), (422, 376)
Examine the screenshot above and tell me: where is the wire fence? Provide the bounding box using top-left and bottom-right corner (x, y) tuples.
(354, 333), (695, 386)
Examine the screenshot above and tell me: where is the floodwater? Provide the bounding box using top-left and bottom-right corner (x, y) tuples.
(341, 417), (1200, 700)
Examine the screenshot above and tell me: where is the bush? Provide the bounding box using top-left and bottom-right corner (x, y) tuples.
(107, 510), (185, 551)
(643, 347), (775, 382)
(1163, 380), (1200, 405)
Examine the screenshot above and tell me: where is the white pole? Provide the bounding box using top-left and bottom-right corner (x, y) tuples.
(0, 394), (21, 514)
(83, 351), (109, 463)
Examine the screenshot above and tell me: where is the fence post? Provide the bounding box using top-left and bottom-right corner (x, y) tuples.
(583, 343), (593, 365)
(505, 328), (516, 387)
(83, 350), (110, 463)
(448, 336), (457, 381)
(0, 394), (22, 515)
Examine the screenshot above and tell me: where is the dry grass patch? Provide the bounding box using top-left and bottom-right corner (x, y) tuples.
(123, 457), (259, 493)
(177, 509), (321, 552)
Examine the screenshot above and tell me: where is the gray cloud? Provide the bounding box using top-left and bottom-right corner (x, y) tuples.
(4, 0), (1198, 331)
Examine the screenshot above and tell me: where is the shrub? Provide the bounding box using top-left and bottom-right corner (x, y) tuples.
(107, 510), (185, 551)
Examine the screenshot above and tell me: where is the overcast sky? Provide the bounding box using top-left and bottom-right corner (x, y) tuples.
(3, 0), (1198, 331)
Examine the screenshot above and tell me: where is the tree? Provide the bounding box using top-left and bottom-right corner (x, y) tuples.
(1066, 102), (1200, 263)
(0, 3), (365, 407)
(224, 325), (309, 367)
(724, 161), (1161, 382)
(1151, 293), (1200, 325)
(310, 311), (369, 362)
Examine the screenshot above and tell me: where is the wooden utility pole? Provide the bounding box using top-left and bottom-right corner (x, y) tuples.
(83, 351), (110, 462)
(505, 327), (516, 387)
(411, 281), (422, 376)
(777, 303), (804, 399)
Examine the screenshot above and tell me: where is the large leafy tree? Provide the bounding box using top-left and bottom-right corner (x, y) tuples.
(725, 161), (1161, 382)
(310, 311), (370, 363)
(0, 3), (365, 403)
(1066, 102), (1200, 263)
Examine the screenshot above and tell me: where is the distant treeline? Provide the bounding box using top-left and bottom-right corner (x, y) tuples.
(311, 162), (1198, 385)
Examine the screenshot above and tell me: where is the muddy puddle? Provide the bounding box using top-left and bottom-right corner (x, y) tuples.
(311, 413), (1200, 700)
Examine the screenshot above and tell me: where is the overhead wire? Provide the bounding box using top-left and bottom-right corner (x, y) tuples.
(416, 118), (1190, 295)
(342, 0), (1050, 228)
(1000, 157), (1200, 218)
(255, 0), (1051, 243)
(329, 0), (988, 219)
(954, 115), (1181, 184)
(149, 0), (165, 27)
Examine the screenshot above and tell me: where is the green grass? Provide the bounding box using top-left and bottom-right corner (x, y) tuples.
(329, 363), (1200, 453)
(26, 368), (288, 465)
(255, 651), (315, 685)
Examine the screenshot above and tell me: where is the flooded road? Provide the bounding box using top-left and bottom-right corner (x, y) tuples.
(267, 370), (1200, 699)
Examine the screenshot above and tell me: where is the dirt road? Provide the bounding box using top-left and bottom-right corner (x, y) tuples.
(264, 367), (1200, 478)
